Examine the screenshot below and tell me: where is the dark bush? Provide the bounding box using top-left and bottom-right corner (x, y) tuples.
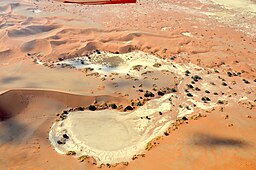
(205, 90), (210, 94)
(158, 91), (165, 96)
(110, 104), (117, 109)
(88, 105), (97, 111)
(144, 91), (155, 97)
(182, 116), (188, 121)
(124, 106), (133, 111)
(195, 87), (201, 91)
(170, 88), (177, 93)
(63, 134), (69, 139)
(187, 93), (193, 97)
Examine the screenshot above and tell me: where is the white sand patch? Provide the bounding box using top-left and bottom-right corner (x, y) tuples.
(49, 93), (176, 164)
(33, 9), (42, 13)
(182, 32), (193, 37)
(210, 0), (256, 13)
(161, 26), (171, 31)
(54, 51), (201, 78)
(48, 50), (252, 165)
(48, 51), (216, 164)
(30, 54), (44, 65)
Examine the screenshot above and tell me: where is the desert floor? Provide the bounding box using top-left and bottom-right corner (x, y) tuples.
(0, 0), (255, 169)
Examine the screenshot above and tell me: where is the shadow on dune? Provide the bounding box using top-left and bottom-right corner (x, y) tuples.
(0, 89), (95, 121)
(0, 89), (125, 146)
(192, 133), (249, 148)
(0, 89), (125, 121)
(8, 25), (58, 37)
(0, 76), (22, 84)
(0, 118), (28, 146)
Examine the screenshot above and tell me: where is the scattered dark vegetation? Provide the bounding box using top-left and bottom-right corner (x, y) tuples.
(164, 132), (169, 136)
(170, 56), (176, 60)
(202, 96), (211, 102)
(124, 106), (133, 111)
(157, 91), (165, 96)
(66, 151), (76, 156)
(60, 114), (67, 120)
(110, 103), (117, 109)
(78, 107), (84, 111)
(195, 87), (201, 91)
(191, 75), (202, 82)
(205, 90), (210, 94)
(95, 49), (101, 54)
(187, 93), (193, 97)
(227, 72), (233, 77)
(170, 88), (177, 93)
(78, 155), (89, 162)
(146, 116), (151, 120)
(136, 101), (143, 106)
(144, 91), (155, 97)
(63, 111), (69, 115)
(63, 134), (69, 139)
(222, 82), (227, 86)
(57, 139), (66, 145)
(153, 63), (162, 68)
(243, 79), (250, 84)
(182, 116), (188, 121)
(187, 84), (194, 89)
(217, 100), (225, 104)
(185, 70), (191, 76)
(88, 105), (97, 111)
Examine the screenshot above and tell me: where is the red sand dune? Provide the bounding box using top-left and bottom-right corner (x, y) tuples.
(63, 0), (136, 5)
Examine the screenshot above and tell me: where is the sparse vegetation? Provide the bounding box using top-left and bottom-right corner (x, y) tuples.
(146, 116), (151, 120)
(187, 93), (193, 97)
(124, 106), (133, 111)
(182, 116), (188, 121)
(63, 111), (69, 115)
(144, 91), (155, 97)
(222, 82), (227, 86)
(157, 91), (165, 96)
(77, 107), (84, 111)
(164, 131), (169, 136)
(185, 70), (191, 76)
(195, 87), (201, 91)
(136, 101), (143, 106)
(217, 100), (225, 104)
(191, 75), (202, 82)
(63, 134), (69, 139)
(88, 105), (97, 111)
(110, 103), (117, 109)
(78, 155), (89, 162)
(187, 84), (194, 89)
(66, 151), (76, 155)
(170, 88), (177, 93)
(227, 72), (233, 77)
(57, 140), (65, 145)
(153, 63), (162, 68)
(243, 79), (250, 84)
(145, 142), (153, 151)
(202, 96), (211, 102)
